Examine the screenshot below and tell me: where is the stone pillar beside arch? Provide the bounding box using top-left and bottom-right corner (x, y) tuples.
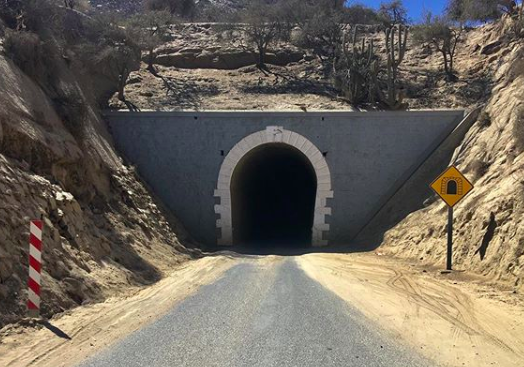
(214, 126), (333, 247)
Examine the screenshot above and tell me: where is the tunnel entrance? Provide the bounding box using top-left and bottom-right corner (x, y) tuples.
(231, 143), (317, 252)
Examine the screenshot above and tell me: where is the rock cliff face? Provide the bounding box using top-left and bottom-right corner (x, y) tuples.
(0, 34), (193, 327)
(361, 20), (524, 292)
(153, 24), (305, 69)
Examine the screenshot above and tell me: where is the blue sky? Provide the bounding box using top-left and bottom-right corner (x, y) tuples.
(351, 0), (448, 22)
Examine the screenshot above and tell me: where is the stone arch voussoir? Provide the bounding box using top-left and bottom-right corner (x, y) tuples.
(214, 126), (333, 246)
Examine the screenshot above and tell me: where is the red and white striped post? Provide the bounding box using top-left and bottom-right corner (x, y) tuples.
(27, 220), (43, 318)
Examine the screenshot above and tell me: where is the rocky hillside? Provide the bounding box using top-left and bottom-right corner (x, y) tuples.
(117, 20), (523, 292)
(113, 23), (349, 110)
(115, 22), (492, 111)
(1, 2), (523, 329)
(376, 20), (524, 293)
(0, 10), (194, 327)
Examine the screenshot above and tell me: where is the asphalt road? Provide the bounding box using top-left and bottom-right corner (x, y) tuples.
(77, 258), (435, 367)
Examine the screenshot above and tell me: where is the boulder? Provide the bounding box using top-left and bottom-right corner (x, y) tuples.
(218, 50), (257, 69)
(155, 52), (197, 67)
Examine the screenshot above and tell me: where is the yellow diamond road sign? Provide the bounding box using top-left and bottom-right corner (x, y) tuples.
(430, 166), (473, 208)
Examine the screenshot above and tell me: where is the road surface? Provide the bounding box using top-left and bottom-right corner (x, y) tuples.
(77, 258), (434, 367)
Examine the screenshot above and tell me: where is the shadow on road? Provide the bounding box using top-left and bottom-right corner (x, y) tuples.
(204, 243), (371, 257)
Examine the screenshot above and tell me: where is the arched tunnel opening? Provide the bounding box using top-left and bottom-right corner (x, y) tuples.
(231, 143), (317, 253)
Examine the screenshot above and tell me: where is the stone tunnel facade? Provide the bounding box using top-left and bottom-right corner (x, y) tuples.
(105, 110), (465, 247)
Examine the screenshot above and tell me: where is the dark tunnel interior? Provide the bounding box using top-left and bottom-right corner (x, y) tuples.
(231, 143), (317, 253)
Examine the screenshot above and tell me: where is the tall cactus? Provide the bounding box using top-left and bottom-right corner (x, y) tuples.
(373, 24), (409, 110)
(334, 26), (375, 105)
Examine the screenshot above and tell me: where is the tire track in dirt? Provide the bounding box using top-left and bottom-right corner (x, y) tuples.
(297, 253), (524, 367)
(383, 267), (515, 353)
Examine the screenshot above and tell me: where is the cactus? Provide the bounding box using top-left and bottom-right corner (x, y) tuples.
(373, 24), (409, 110)
(334, 26), (376, 105)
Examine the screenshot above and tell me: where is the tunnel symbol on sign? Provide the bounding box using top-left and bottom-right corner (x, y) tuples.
(430, 166), (473, 208)
(441, 177), (463, 195)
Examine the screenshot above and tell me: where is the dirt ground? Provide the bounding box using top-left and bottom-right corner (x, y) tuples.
(0, 255), (235, 367)
(298, 252), (524, 367)
(116, 64), (353, 111)
(2, 252), (523, 367)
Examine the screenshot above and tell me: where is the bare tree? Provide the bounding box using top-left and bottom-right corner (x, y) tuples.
(413, 13), (462, 81)
(126, 10), (173, 75)
(378, 0), (409, 27)
(283, 0), (346, 68)
(234, 0), (286, 71)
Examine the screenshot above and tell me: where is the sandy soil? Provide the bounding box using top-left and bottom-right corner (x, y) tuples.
(298, 252), (524, 367)
(0, 255), (236, 367)
(2, 252), (523, 367)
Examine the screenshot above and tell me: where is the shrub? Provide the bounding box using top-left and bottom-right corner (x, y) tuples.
(0, 0), (21, 29)
(144, 0), (196, 18)
(3, 30), (55, 84)
(478, 110), (492, 129)
(197, 4), (233, 22)
(512, 4), (524, 38)
(470, 156), (492, 179)
(447, 0), (518, 23)
(52, 87), (89, 140)
(344, 4), (381, 25)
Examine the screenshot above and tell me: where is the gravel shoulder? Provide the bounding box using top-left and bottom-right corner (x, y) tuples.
(0, 255), (235, 367)
(297, 252), (524, 367)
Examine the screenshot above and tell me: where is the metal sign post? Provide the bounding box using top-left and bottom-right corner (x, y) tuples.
(447, 207), (453, 270)
(430, 166), (473, 271)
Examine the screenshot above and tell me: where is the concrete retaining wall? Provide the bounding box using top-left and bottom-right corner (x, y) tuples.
(105, 110), (465, 246)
